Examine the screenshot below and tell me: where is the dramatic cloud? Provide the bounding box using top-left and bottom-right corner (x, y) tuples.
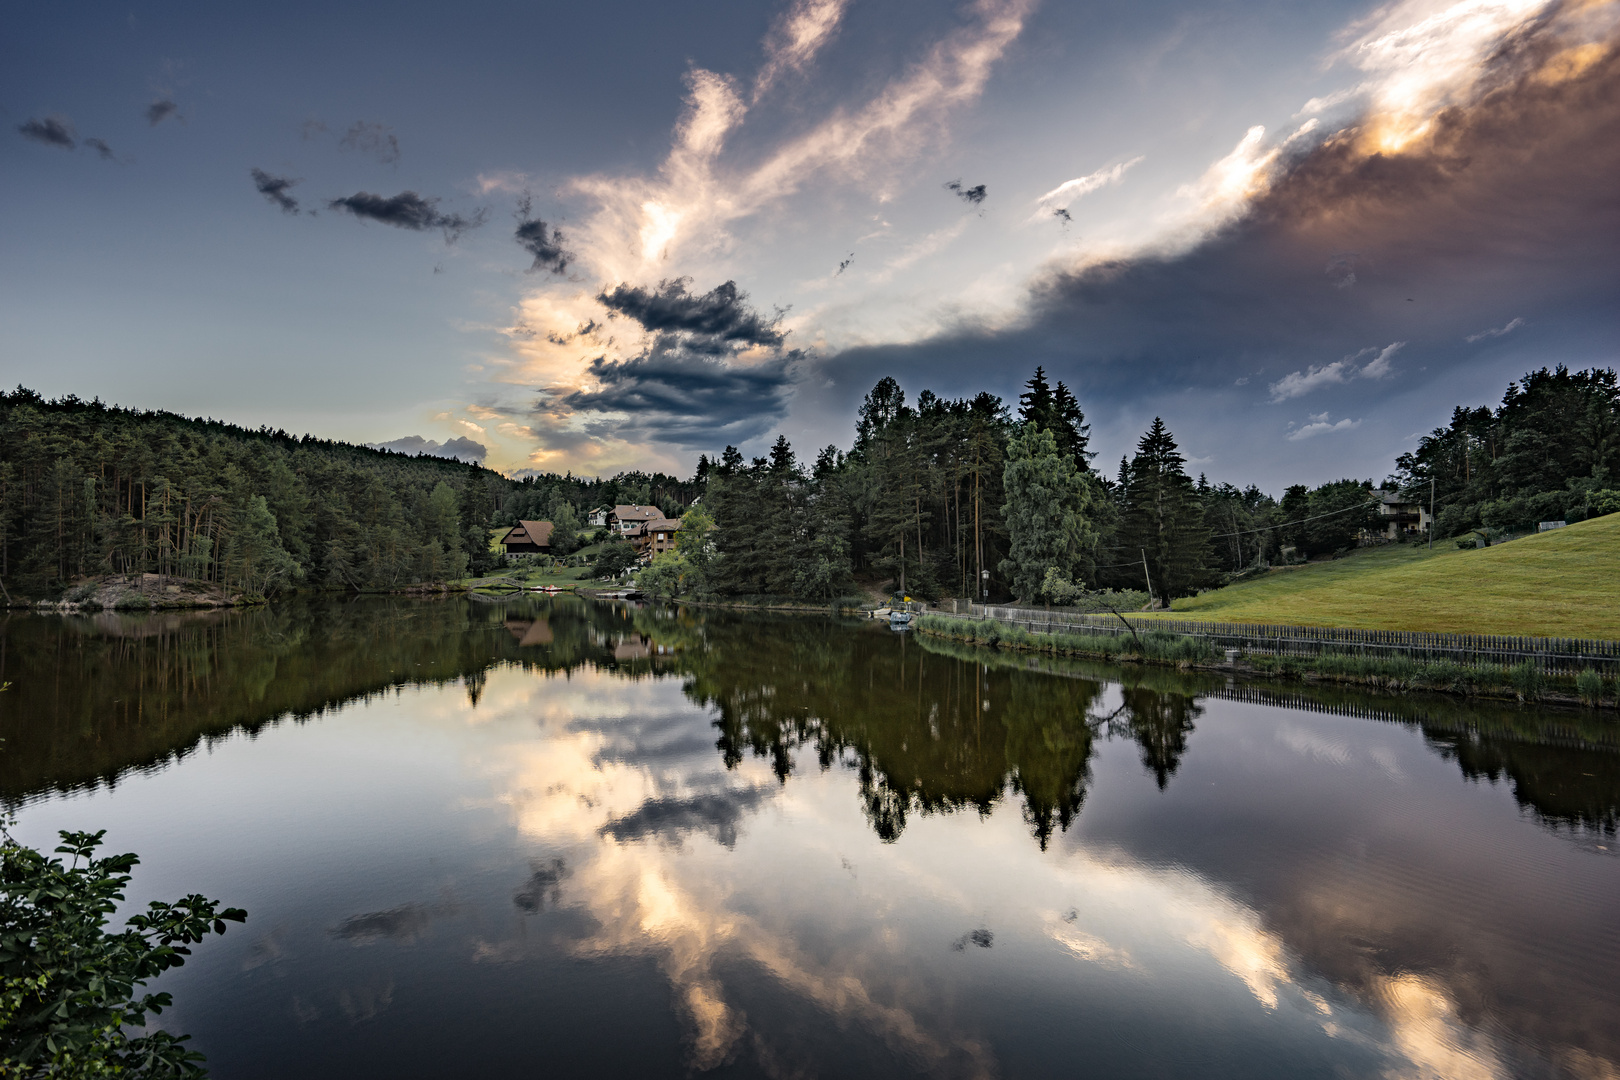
(945, 179), (987, 205)
(368, 434), (488, 462)
(822, 2), (1620, 484)
(559, 350), (798, 448)
(328, 191), (485, 241)
(1269, 342), (1403, 401)
(515, 197), (570, 275)
(1287, 413), (1360, 440)
(1035, 157), (1143, 215)
(597, 278), (786, 350)
(83, 138), (115, 160)
(17, 116), (75, 148)
(250, 168), (302, 214)
(145, 97), (178, 126)
(1466, 316), (1525, 342)
(339, 120), (400, 164)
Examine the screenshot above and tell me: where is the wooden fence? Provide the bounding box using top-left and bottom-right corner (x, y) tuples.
(932, 602), (1620, 675)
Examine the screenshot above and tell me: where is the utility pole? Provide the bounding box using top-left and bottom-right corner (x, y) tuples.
(1141, 548), (1156, 608)
(1428, 476), (1434, 551)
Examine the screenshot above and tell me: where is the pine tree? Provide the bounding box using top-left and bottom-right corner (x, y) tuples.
(1118, 418), (1210, 602)
(1050, 381), (1092, 472)
(1018, 367), (1055, 431)
(998, 426), (1100, 602)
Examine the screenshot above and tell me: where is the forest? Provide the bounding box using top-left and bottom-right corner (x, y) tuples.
(0, 387), (694, 599)
(2, 363), (1616, 604)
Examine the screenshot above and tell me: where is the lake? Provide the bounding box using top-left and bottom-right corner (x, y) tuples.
(2, 597), (1616, 1079)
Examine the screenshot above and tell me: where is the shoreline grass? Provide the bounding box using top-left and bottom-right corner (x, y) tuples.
(914, 613), (1616, 709)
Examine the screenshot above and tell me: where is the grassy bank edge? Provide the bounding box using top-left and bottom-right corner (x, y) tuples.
(914, 613), (1618, 711)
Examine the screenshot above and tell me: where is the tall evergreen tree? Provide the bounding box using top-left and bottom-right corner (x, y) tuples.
(1017, 367), (1056, 431)
(998, 426), (1100, 602)
(1050, 381), (1092, 472)
(1118, 418), (1210, 602)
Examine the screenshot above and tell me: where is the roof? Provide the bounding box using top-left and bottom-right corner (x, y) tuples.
(612, 504), (661, 522)
(647, 519), (682, 532)
(504, 519), (555, 546)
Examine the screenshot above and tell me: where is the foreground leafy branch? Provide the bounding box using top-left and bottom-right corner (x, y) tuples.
(0, 825), (245, 1077)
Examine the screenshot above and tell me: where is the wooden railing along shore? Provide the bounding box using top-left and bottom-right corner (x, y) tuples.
(927, 602), (1620, 675)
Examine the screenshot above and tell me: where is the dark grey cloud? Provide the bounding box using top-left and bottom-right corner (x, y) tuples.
(339, 120), (400, 164)
(597, 278), (786, 350)
(821, 31), (1620, 486)
(367, 434), (487, 462)
(1053, 208), (1072, 226)
(17, 116), (75, 148)
(945, 179), (987, 205)
(514, 196), (570, 275)
(560, 350), (798, 449)
(84, 137), (115, 160)
(145, 96), (178, 126)
(250, 168), (302, 214)
(328, 191), (485, 241)
(598, 787), (770, 848)
(557, 277), (799, 447)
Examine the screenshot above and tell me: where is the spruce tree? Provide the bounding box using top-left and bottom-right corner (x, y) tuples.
(1118, 418), (1210, 603)
(1018, 367), (1056, 431)
(1051, 381), (1092, 472)
(998, 425), (1099, 602)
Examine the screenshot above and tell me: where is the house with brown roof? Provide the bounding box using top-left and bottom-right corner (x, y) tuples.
(608, 504), (661, 538)
(632, 518), (683, 560)
(501, 519), (555, 555)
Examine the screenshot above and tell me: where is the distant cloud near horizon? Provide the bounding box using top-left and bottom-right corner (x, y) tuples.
(1269, 343), (1403, 402)
(368, 434), (487, 463)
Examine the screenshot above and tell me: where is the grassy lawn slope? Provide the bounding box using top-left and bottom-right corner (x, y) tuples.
(1149, 513), (1619, 638)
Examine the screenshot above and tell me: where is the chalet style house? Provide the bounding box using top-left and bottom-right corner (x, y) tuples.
(608, 504), (660, 536)
(1377, 493), (1432, 540)
(500, 519), (554, 554)
(501, 505), (681, 564)
(607, 505), (681, 561)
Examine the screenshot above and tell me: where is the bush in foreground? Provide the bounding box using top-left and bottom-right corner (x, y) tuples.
(1, 825), (245, 1077)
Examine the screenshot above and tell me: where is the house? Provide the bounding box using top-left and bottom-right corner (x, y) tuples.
(607, 504), (661, 537)
(1377, 493), (1431, 540)
(632, 518), (682, 560)
(587, 506), (612, 528)
(501, 519), (555, 555)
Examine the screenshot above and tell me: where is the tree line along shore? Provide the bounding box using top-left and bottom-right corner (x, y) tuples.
(2, 364), (1616, 631)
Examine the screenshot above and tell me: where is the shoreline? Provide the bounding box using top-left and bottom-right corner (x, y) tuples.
(914, 613), (1617, 712)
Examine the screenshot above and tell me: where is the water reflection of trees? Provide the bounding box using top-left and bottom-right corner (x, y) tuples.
(679, 617), (1214, 848)
(0, 596), (681, 801)
(4, 599), (1615, 844)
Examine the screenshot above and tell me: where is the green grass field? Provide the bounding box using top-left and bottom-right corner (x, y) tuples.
(1144, 513), (1620, 638)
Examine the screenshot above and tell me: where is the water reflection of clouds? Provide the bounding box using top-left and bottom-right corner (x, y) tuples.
(458, 664), (1531, 1079)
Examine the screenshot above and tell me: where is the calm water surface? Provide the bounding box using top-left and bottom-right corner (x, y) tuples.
(2, 598), (1616, 1079)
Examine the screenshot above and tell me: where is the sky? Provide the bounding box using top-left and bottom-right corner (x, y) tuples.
(3, 0), (1617, 489)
